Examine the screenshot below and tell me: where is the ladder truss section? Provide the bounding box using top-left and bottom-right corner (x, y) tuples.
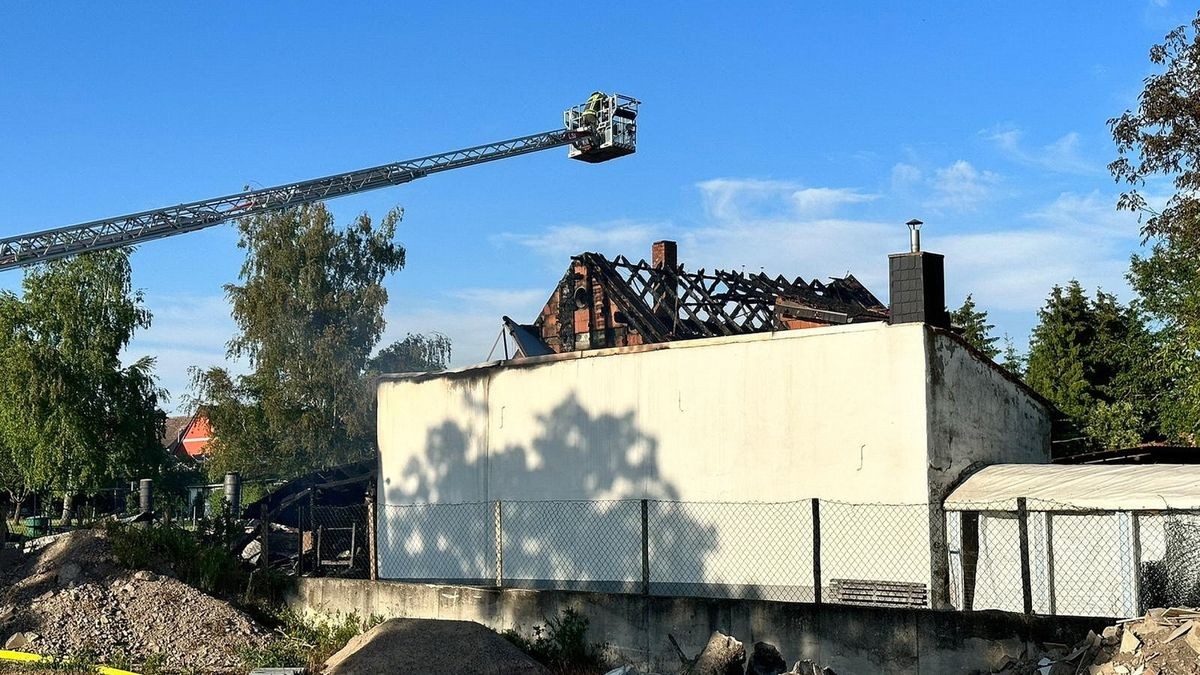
(0, 128), (592, 271)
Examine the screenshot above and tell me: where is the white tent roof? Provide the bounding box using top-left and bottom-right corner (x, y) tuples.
(943, 464), (1200, 512)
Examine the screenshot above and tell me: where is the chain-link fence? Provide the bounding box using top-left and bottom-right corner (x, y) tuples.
(376, 498), (935, 608)
(945, 500), (1200, 618)
(371, 497), (1200, 616)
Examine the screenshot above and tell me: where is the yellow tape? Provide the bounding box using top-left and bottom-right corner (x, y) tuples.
(0, 648), (141, 674)
(0, 649), (42, 662)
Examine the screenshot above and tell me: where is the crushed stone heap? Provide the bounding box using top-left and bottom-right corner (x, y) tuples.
(0, 529), (272, 673)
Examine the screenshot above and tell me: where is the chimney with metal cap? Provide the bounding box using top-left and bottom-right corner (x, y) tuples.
(889, 219), (949, 328)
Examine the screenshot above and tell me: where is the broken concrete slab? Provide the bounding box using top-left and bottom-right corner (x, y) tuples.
(686, 632), (745, 675)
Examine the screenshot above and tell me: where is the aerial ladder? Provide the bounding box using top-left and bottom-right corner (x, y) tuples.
(0, 92), (639, 272)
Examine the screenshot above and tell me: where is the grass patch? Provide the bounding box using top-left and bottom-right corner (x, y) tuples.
(102, 521), (247, 598)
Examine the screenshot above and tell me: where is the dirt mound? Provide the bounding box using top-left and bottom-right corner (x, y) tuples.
(0, 529), (272, 673)
(323, 618), (551, 675)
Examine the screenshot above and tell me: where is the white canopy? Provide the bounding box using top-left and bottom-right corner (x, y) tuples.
(943, 463), (1200, 512)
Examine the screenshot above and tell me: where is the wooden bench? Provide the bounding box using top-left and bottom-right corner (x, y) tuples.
(830, 578), (928, 608)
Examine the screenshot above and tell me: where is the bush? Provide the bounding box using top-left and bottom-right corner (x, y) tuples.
(501, 608), (608, 674)
(240, 610), (384, 671)
(103, 521), (246, 598)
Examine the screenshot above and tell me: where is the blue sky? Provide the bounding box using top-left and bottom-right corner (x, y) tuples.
(0, 2), (1187, 411)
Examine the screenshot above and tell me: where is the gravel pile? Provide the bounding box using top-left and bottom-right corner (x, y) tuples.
(0, 528), (273, 673)
(323, 618), (551, 675)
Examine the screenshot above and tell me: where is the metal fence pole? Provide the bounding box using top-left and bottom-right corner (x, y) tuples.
(296, 503), (304, 576)
(1045, 512), (1057, 615)
(812, 498), (822, 605)
(641, 499), (650, 596)
(1129, 511), (1143, 616)
(366, 495), (378, 581)
(493, 500), (504, 588)
(260, 507), (270, 569)
(1017, 497), (1033, 615)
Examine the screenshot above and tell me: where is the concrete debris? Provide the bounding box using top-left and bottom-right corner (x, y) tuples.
(670, 632), (834, 675)
(746, 641), (787, 675)
(604, 667), (642, 675)
(1120, 629), (1141, 653)
(0, 529), (272, 673)
(996, 607), (1200, 674)
(686, 631), (746, 675)
(788, 659), (837, 675)
(4, 631), (31, 649)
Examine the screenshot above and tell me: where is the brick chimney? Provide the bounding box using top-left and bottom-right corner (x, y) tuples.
(650, 240), (678, 322)
(652, 240), (677, 270)
(889, 220), (950, 328)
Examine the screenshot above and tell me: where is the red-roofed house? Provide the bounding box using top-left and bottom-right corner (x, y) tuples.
(163, 411), (213, 462)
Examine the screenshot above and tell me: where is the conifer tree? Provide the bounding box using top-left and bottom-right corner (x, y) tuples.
(950, 294), (1000, 359)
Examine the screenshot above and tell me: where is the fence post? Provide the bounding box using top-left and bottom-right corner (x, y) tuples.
(1129, 511), (1142, 616)
(493, 500), (504, 588)
(641, 499), (650, 596)
(812, 498), (822, 605)
(260, 507), (270, 569)
(1017, 497), (1033, 615)
(366, 495), (378, 581)
(224, 472), (241, 520)
(296, 502), (305, 576)
(1045, 512), (1056, 615)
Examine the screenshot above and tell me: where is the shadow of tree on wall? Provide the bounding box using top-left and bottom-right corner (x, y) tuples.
(377, 391), (721, 595)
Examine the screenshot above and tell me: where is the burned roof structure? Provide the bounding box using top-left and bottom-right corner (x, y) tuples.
(505, 240), (888, 356)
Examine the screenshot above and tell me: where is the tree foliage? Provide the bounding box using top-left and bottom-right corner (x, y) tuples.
(950, 294), (1000, 359)
(0, 250), (164, 498)
(367, 333), (452, 375)
(192, 203), (406, 479)
(1110, 12), (1200, 442)
(1025, 281), (1161, 451)
(999, 335), (1025, 378)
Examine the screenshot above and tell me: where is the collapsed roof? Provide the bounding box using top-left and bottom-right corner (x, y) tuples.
(506, 244), (888, 357)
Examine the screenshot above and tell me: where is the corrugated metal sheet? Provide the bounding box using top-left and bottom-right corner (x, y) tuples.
(944, 464), (1200, 512)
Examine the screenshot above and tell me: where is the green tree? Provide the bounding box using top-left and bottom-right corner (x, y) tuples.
(192, 203), (405, 479)
(1025, 281), (1160, 451)
(0, 250), (165, 510)
(999, 334), (1025, 378)
(368, 333), (452, 374)
(1110, 12), (1200, 442)
(950, 294), (1000, 359)
(1026, 282), (1095, 423)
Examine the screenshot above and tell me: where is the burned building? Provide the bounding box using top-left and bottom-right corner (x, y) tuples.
(501, 240), (891, 357)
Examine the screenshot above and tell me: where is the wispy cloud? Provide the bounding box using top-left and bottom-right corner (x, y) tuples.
(125, 293), (241, 411)
(928, 160), (1001, 212)
(491, 220), (668, 262)
(697, 178), (877, 221)
(983, 125), (1103, 175)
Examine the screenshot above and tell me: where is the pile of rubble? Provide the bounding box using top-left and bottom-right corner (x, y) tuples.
(0, 528), (273, 672)
(670, 632), (836, 675)
(997, 608), (1200, 675)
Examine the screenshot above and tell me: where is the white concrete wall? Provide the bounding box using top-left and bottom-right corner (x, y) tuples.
(926, 333), (1052, 605)
(926, 335), (1051, 502)
(376, 322), (1050, 598)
